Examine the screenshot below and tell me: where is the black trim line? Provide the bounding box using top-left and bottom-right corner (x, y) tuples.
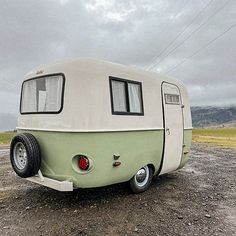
(156, 81), (166, 176)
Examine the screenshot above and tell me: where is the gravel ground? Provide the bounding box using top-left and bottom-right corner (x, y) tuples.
(0, 143), (235, 236)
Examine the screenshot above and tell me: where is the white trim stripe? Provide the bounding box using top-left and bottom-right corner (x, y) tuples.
(16, 127), (165, 133)
(16, 127), (192, 132)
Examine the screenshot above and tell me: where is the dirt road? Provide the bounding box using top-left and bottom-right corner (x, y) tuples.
(0, 143), (235, 236)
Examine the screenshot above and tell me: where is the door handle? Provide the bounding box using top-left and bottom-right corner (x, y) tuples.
(166, 128), (170, 135)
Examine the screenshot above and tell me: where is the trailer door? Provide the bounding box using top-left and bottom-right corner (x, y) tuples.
(160, 82), (183, 175)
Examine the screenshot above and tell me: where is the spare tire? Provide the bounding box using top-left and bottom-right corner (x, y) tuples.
(10, 133), (41, 178)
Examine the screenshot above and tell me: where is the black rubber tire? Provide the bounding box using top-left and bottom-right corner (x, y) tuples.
(10, 133), (41, 178)
(129, 166), (153, 194)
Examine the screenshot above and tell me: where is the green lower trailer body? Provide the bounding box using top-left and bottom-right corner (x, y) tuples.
(18, 129), (192, 189)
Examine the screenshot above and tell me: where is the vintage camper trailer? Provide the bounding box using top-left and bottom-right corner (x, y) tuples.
(10, 58), (192, 193)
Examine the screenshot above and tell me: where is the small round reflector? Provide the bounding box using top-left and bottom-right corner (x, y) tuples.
(78, 155), (89, 170)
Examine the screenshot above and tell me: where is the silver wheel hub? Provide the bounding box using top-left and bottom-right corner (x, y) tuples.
(13, 142), (27, 170)
(134, 166), (149, 187)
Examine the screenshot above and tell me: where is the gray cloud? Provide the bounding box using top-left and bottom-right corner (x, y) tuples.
(0, 0), (235, 114)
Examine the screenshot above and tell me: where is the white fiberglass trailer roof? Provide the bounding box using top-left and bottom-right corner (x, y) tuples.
(18, 58), (192, 132)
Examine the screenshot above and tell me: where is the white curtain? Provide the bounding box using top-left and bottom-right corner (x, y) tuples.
(21, 80), (37, 112)
(112, 80), (127, 112)
(38, 90), (46, 112)
(128, 83), (142, 113)
(45, 76), (62, 111)
(21, 76), (63, 113)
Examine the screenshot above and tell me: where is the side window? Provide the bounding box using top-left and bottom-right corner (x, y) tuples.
(165, 94), (180, 105)
(110, 77), (144, 115)
(111, 80), (127, 112)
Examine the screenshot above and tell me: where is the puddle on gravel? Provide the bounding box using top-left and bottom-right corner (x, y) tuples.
(218, 203), (236, 230)
(0, 149), (9, 158)
(182, 166), (203, 176)
(0, 185), (32, 193)
(0, 189), (12, 200)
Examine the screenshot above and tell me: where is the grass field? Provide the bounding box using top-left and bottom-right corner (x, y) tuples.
(0, 132), (15, 145)
(193, 128), (236, 149)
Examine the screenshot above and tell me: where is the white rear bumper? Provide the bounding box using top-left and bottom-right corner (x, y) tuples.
(26, 171), (73, 191)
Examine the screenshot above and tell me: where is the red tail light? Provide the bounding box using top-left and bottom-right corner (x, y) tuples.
(78, 155), (89, 170)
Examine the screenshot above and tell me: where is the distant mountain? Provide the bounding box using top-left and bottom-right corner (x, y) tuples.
(191, 106), (236, 127)
(0, 113), (17, 131)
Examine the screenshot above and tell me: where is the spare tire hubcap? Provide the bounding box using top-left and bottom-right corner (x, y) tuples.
(13, 142), (27, 170)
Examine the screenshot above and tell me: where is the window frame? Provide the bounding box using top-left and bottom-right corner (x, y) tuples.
(20, 73), (65, 115)
(109, 76), (144, 116)
(164, 93), (180, 105)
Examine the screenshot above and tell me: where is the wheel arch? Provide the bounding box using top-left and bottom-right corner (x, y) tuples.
(147, 163), (155, 175)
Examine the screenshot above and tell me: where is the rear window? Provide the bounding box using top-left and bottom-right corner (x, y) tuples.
(20, 74), (65, 114)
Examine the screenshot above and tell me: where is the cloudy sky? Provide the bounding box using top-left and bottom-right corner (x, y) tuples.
(0, 0), (236, 114)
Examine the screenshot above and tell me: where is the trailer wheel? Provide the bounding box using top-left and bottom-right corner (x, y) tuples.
(129, 165), (153, 193)
(10, 133), (41, 178)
